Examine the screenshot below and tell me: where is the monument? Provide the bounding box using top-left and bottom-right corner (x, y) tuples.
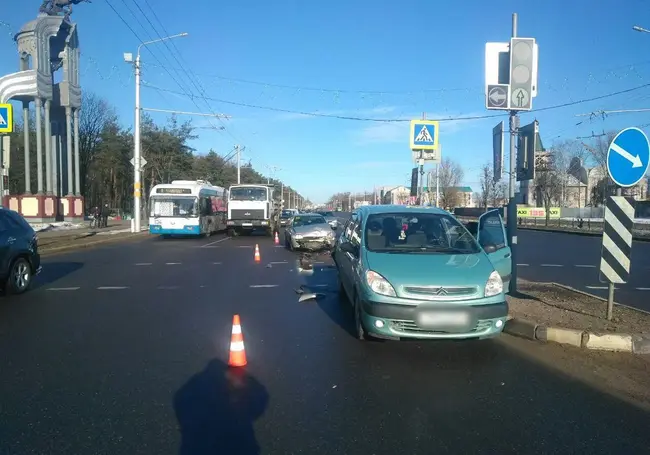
(0, 0), (89, 222)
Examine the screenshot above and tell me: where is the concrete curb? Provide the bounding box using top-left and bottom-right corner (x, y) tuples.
(504, 318), (650, 354)
(40, 231), (149, 256)
(549, 282), (650, 316)
(518, 225), (650, 242)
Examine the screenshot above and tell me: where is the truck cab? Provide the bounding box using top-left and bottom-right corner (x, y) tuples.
(226, 184), (279, 236)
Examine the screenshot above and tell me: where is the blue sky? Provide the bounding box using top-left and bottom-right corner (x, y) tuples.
(2, 0), (650, 203)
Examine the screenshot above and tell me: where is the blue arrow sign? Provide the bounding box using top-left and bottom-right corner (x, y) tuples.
(607, 127), (650, 188)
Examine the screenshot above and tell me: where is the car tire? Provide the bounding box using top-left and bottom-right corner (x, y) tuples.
(6, 257), (32, 295)
(354, 296), (367, 341)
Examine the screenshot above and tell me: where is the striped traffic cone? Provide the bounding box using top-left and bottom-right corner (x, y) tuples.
(274, 231), (280, 245)
(228, 314), (247, 367)
(254, 244), (261, 262)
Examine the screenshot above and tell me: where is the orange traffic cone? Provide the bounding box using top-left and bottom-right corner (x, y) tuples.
(228, 314), (247, 367)
(254, 244), (261, 262)
(274, 232), (280, 245)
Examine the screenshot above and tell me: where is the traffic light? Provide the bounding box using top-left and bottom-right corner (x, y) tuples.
(410, 168), (418, 197)
(509, 38), (535, 111)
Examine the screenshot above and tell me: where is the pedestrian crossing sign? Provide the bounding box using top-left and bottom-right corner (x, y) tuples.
(410, 120), (439, 151)
(0, 104), (13, 134)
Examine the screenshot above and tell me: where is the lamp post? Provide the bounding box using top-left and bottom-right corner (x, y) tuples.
(124, 32), (188, 233)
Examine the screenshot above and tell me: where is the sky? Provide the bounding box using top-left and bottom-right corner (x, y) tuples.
(2, 0), (650, 203)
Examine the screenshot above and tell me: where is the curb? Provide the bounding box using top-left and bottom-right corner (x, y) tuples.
(504, 318), (650, 354)
(40, 231), (149, 256)
(517, 225), (650, 242)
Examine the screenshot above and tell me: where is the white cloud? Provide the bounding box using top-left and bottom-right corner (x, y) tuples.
(352, 112), (493, 146)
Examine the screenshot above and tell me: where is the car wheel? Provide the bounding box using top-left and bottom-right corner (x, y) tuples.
(6, 257), (32, 295)
(354, 296), (367, 341)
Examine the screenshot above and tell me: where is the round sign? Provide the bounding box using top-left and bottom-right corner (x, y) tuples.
(606, 127), (650, 188)
(511, 88), (530, 109)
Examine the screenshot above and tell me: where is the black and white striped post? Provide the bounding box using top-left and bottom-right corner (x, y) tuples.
(598, 194), (635, 320)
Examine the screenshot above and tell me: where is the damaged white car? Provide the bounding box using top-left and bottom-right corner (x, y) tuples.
(285, 213), (336, 251)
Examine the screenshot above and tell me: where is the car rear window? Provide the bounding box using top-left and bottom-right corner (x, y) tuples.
(364, 212), (479, 254)
(293, 216), (327, 227)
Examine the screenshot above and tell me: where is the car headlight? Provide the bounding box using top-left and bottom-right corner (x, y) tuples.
(294, 234), (303, 239)
(485, 270), (503, 297)
(365, 270), (397, 297)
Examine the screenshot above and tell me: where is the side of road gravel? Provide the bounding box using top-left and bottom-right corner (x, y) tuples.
(504, 280), (650, 354)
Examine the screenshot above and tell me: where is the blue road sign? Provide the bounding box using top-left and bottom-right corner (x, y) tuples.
(0, 104), (13, 134)
(607, 127), (650, 188)
(409, 120), (439, 151)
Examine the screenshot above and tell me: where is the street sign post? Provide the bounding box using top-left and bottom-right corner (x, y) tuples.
(606, 127), (650, 188)
(409, 120), (439, 151)
(516, 120), (538, 181)
(598, 195), (635, 320)
(0, 104), (13, 134)
(486, 85), (509, 110)
(492, 121), (504, 182)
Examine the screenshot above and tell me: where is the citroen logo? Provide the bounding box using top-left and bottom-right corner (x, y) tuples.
(435, 287), (447, 296)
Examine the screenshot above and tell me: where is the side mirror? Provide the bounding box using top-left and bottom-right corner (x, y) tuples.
(482, 243), (497, 254)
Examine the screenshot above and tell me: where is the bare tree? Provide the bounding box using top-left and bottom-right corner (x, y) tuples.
(478, 162), (496, 210)
(533, 152), (563, 225)
(492, 181), (508, 207)
(438, 158), (464, 209)
(79, 93), (118, 196)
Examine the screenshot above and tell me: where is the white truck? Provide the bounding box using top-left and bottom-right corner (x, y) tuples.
(226, 184), (280, 236)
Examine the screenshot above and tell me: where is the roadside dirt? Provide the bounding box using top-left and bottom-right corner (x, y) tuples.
(507, 280), (650, 335)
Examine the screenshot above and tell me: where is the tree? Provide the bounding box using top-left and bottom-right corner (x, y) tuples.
(532, 151), (563, 225)
(478, 162), (497, 210)
(492, 181), (508, 207)
(438, 158), (464, 209)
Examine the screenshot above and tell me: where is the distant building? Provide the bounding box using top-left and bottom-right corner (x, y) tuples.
(450, 186), (475, 208)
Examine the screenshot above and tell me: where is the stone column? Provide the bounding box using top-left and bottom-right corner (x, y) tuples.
(34, 98), (44, 194)
(65, 107), (73, 196)
(44, 100), (52, 194)
(73, 108), (81, 196)
(22, 102), (31, 194)
(51, 121), (59, 197)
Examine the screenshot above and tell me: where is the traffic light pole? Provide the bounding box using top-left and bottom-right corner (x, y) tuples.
(507, 13), (519, 294)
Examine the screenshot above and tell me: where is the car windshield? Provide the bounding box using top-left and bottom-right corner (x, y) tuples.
(229, 187), (267, 201)
(364, 212), (480, 254)
(150, 197), (198, 218)
(292, 215), (327, 227)
(281, 210), (293, 218)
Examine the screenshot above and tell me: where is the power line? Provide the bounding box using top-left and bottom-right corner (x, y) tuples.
(142, 81), (650, 123)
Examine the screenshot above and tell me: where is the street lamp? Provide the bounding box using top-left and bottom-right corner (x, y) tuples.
(125, 32), (189, 233)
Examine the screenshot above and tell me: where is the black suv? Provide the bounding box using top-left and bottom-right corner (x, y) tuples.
(0, 209), (41, 294)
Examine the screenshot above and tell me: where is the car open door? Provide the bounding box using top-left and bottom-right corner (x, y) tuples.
(476, 209), (512, 293)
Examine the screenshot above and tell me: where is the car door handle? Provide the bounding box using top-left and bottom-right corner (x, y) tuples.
(504, 253), (511, 258)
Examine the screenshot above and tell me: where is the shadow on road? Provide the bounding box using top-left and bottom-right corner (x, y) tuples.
(32, 261), (84, 289)
(174, 359), (269, 455)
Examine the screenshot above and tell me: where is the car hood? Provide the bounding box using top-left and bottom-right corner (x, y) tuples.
(364, 249), (494, 288)
(293, 225), (332, 236)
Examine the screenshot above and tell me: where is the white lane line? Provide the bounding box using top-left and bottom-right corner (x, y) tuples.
(213, 262), (222, 265)
(274, 245), (284, 248)
(166, 262), (181, 265)
(249, 284), (279, 288)
(541, 264), (563, 267)
(238, 245), (254, 248)
(157, 285), (179, 290)
(636, 287), (650, 291)
(97, 286), (129, 290)
(575, 265), (596, 268)
(586, 286), (615, 290)
(269, 261), (288, 265)
(313, 261), (325, 265)
(201, 237), (231, 248)
(312, 284), (328, 288)
(135, 263), (152, 266)
(48, 287), (80, 291)
(517, 264), (529, 266)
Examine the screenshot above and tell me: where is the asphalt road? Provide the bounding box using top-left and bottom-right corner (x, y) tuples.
(515, 229), (650, 312)
(1, 228), (649, 454)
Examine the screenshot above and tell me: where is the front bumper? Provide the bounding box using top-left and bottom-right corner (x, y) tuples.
(291, 235), (335, 250)
(227, 219), (271, 228)
(361, 299), (508, 340)
(150, 224), (200, 235)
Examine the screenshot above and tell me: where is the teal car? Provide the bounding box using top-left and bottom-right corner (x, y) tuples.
(332, 205), (512, 341)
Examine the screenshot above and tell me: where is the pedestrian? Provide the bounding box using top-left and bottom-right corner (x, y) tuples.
(101, 203), (109, 228)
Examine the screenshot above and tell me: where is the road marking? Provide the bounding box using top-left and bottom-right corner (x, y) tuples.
(238, 245), (254, 248)
(541, 264), (563, 267)
(274, 245), (284, 248)
(213, 262), (222, 265)
(157, 285), (179, 290)
(517, 264), (529, 266)
(575, 265), (596, 268)
(312, 284), (328, 287)
(97, 286), (128, 290)
(636, 287), (650, 291)
(166, 262), (181, 265)
(586, 286), (616, 290)
(269, 261), (288, 265)
(48, 287), (80, 291)
(135, 263), (152, 266)
(201, 237), (230, 247)
(249, 284), (279, 288)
